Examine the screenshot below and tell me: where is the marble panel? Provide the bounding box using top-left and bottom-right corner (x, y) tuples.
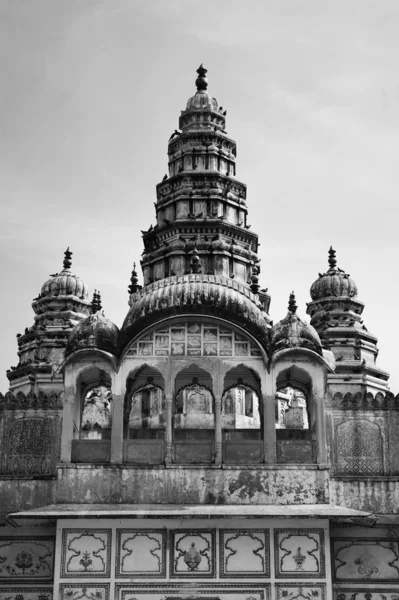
(332, 538), (399, 582)
(170, 530), (216, 577)
(59, 584), (109, 599)
(0, 537), (54, 581)
(274, 529), (325, 578)
(275, 583), (326, 599)
(115, 583), (270, 600)
(333, 589), (399, 600)
(220, 530), (270, 577)
(116, 529), (166, 578)
(60, 529), (111, 578)
(0, 589), (53, 600)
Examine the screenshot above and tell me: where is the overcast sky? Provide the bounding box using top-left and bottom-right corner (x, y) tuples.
(1, 0), (398, 391)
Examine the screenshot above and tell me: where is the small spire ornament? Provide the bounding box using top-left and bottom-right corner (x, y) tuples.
(288, 291), (298, 314)
(63, 247), (72, 270)
(128, 262), (141, 294)
(190, 248), (201, 274)
(91, 289), (102, 313)
(328, 246), (337, 269)
(195, 64), (208, 92)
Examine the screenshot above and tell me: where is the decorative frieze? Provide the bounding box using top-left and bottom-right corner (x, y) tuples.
(59, 584), (109, 599)
(333, 590), (399, 600)
(115, 584), (269, 600)
(0, 537), (55, 581)
(332, 538), (399, 582)
(0, 589), (53, 600)
(275, 583), (326, 599)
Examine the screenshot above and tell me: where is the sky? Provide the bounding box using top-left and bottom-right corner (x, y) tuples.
(0, 0), (398, 391)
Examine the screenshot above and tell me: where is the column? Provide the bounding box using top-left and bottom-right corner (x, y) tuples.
(110, 371), (124, 463)
(314, 393), (328, 464)
(60, 385), (76, 463)
(165, 392), (173, 464)
(214, 395), (222, 465)
(263, 394), (277, 463)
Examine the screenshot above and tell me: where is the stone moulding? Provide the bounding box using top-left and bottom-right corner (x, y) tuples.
(0, 391), (63, 410)
(326, 391), (399, 410)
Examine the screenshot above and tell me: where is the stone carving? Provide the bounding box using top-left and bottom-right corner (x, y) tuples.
(335, 419), (383, 476)
(170, 530), (215, 577)
(333, 539), (399, 582)
(128, 385), (166, 430)
(174, 384), (215, 429)
(0, 390), (62, 410)
(116, 530), (166, 577)
(220, 530), (270, 577)
(81, 387), (111, 439)
(275, 584), (326, 599)
(115, 584), (268, 600)
(4, 417), (56, 475)
(0, 537), (54, 581)
(61, 529), (111, 578)
(0, 590), (53, 600)
(59, 585), (109, 600)
(333, 590), (399, 600)
(326, 390), (399, 410)
(276, 387), (309, 429)
(274, 529), (325, 578)
(221, 386), (260, 429)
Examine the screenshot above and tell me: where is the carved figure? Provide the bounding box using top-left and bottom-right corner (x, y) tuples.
(276, 386), (309, 429)
(81, 386), (111, 438)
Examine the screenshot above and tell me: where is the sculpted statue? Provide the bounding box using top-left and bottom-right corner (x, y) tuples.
(276, 386), (309, 429)
(81, 386), (112, 438)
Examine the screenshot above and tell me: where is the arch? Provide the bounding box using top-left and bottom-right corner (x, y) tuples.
(124, 365), (166, 439)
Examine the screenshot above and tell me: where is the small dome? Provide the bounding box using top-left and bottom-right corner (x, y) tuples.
(66, 310), (119, 357)
(271, 293), (322, 355)
(40, 248), (89, 300)
(310, 247), (357, 301)
(185, 64), (218, 112)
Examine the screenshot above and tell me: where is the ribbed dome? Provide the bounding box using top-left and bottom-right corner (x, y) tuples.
(39, 248), (89, 300)
(186, 91), (218, 111)
(121, 274), (271, 352)
(310, 247), (357, 301)
(270, 293), (322, 355)
(66, 311), (119, 357)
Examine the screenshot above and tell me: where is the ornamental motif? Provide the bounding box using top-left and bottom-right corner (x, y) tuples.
(61, 530), (111, 578)
(219, 530), (270, 578)
(170, 530), (215, 578)
(0, 538), (54, 581)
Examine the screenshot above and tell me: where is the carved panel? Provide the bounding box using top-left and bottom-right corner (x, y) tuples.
(59, 584), (109, 599)
(60, 529), (111, 578)
(332, 538), (399, 582)
(333, 589), (399, 599)
(3, 417), (57, 475)
(274, 529), (325, 579)
(0, 589), (53, 600)
(335, 419), (384, 476)
(115, 583), (269, 600)
(0, 537), (54, 581)
(170, 530), (216, 578)
(275, 583), (326, 599)
(219, 530), (270, 577)
(116, 529), (166, 577)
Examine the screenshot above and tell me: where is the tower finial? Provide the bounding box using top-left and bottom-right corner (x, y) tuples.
(128, 261), (141, 294)
(288, 291), (297, 314)
(91, 289), (102, 313)
(190, 247), (201, 274)
(63, 247), (72, 270)
(328, 246), (337, 269)
(250, 264), (260, 294)
(195, 64), (208, 92)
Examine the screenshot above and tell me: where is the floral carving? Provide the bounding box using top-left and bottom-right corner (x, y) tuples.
(183, 542), (202, 570)
(0, 538), (54, 581)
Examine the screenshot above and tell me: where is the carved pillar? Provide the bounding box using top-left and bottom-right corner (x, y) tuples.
(314, 393), (328, 464)
(214, 395), (222, 465)
(110, 394), (124, 463)
(60, 385), (76, 463)
(165, 393), (173, 464)
(263, 394), (277, 464)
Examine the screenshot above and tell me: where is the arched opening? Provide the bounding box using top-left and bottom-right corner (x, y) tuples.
(173, 365), (215, 464)
(123, 365), (166, 464)
(222, 365), (263, 463)
(275, 366), (315, 464)
(71, 366), (112, 464)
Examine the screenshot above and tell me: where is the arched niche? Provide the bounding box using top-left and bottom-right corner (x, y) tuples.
(222, 365), (263, 463)
(275, 366), (315, 464)
(71, 366), (112, 464)
(173, 364), (215, 464)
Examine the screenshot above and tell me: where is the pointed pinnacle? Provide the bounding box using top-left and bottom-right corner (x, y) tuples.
(195, 64), (208, 92)
(328, 246), (337, 269)
(91, 289), (102, 313)
(63, 247), (72, 270)
(288, 291), (297, 314)
(128, 261), (140, 294)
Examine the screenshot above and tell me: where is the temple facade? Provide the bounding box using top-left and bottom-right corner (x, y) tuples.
(0, 65), (398, 600)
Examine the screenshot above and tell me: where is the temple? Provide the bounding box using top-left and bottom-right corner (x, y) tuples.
(0, 65), (397, 600)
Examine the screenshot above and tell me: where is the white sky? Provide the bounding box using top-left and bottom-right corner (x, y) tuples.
(0, 0), (398, 391)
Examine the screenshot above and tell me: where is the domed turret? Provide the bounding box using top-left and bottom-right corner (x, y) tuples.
(66, 294), (119, 357)
(310, 247), (357, 301)
(185, 64), (218, 112)
(270, 292), (322, 355)
(39, 248), (89, 300)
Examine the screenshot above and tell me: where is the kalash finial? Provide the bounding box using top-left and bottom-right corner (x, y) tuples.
(195, 64), (208, 92)
(91, 289), (102, 313)
(250, 264), (260, 294)
(328, 246), (337, 270)
(288, 291), (298, 314)
(128, 262), (141, 294)
(63, 247), (72, 271)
